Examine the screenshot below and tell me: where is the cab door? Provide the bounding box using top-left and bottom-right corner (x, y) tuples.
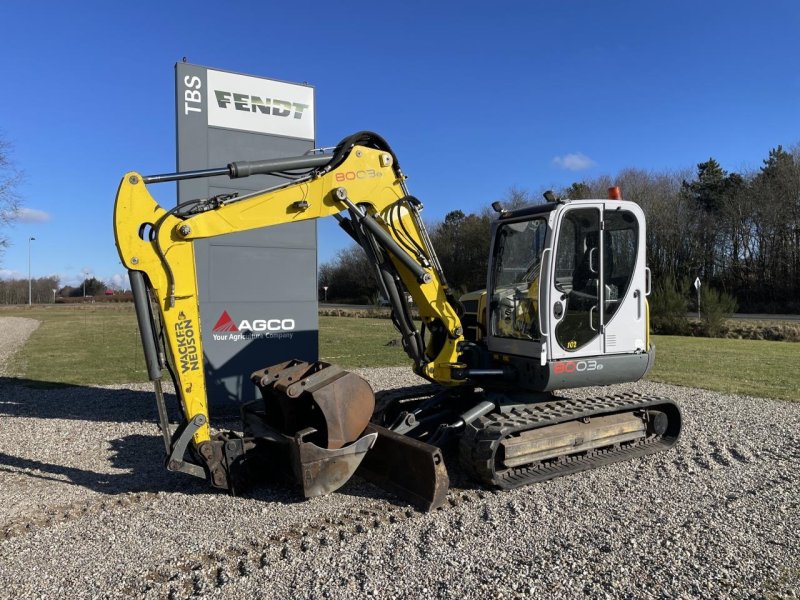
(547, 201), (648, 361)
(601, 202), (647, 354)
(548, 204), (604, 360)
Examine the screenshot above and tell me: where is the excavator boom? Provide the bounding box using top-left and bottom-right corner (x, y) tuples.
(115, 133), (464, 506)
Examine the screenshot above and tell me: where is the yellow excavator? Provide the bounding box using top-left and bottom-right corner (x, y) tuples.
(113, 131), (681, 510)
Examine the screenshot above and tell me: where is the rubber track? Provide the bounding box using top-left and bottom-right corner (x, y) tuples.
(460, 392), (681, 489)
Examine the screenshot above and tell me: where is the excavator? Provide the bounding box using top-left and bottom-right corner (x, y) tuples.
(113, 131), (681, 510)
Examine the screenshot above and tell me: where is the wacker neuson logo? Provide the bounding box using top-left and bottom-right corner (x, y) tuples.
(211, 310), (295, 342)
(174, 312), (200, 373)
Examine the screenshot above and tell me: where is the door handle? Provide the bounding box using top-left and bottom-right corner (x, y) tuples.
(589, 305), (597, 331)
(588, 247), (598, 274)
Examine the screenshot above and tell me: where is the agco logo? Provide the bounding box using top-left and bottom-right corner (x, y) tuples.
(212, 310), (295, 333)
(553, 359), (604, 375)
(214, 90), (309, 120)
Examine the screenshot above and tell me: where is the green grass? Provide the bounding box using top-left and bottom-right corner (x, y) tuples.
(319, 316), (407, 368)
(649, 334), (799, 401)
(0, 307), (408, 385)
(2, 305), (798, 400)
(2, 304), (149, 385)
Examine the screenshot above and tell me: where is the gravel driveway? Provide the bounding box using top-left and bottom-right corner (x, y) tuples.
(0, 317), (797, 599)
(0, 317), (40, 375)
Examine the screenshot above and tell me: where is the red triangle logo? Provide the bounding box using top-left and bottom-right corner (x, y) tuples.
(212, 310), (238, 332)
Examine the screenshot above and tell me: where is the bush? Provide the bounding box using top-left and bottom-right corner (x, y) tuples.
(649, 273), (690, 335)
(700, 286), (738, 337)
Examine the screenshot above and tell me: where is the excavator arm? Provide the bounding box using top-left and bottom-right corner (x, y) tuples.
(114, 132), (462, 504)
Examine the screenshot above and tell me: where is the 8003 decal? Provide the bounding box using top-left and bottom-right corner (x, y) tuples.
(553, 359), (604, 374)
(334, 169), (383, 182)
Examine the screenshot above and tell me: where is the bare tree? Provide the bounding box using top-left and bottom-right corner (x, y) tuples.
(318, 245), (380, 303)
(0, 134), (23, 260)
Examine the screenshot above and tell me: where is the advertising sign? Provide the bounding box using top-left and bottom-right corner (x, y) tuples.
(206, 69), (315, 140)
(176, 63), (318, 414)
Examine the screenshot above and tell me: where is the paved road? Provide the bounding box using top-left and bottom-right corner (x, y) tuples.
(687, 313), (800, 322)
(729, 313), (800, 321)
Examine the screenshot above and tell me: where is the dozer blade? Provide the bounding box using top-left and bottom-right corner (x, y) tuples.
(356, 424), (450, 511)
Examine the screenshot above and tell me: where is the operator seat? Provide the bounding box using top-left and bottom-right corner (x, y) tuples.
(572, 232), (599, 297)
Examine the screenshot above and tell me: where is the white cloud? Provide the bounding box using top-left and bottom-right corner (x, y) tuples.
(108, 272), (130, 291)
(3, 207), (52, 223)
(0, 269), (23, 280)
(60, 271), (129, 290)
(552, 153), (597, 171)
(47, 270), (89, 288)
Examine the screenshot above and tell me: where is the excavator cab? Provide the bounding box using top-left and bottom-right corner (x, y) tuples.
(478, 194), (652, 391)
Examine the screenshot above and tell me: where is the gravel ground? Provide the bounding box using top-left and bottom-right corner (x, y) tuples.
(0, 317), (40, 375)
(0, 316), (798, 599)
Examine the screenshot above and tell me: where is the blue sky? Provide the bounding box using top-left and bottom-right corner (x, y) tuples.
(0, 1), (798, 288)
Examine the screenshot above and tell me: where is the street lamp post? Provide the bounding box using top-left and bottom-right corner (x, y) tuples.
(81, 268), (90, 299)
(323, 285), (328, 302)
(28, 236), (35, 307)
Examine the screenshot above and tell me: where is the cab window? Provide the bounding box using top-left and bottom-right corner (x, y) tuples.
(554, 208), (601, 351)
(603, 209), (639, 324)
(490, 218), (548, 340)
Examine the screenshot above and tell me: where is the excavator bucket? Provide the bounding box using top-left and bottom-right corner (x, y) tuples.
(249, 360), (376, 497)
(290, 427), (377, 497)
(248, 360), (449, 508)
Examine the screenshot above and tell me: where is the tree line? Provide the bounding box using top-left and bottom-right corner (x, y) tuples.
(0, 277), (110, 304)
(0, 276), (60, 304)
(320, 144), (800, 313)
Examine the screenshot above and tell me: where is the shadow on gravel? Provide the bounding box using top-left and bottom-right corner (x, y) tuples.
(0, 376), (206, 495)
(0, 376), (181, 423)
(0, 435), (206, 496)
(0, 376), (468, 507)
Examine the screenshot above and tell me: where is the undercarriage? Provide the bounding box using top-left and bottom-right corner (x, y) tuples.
(193, 361), (681, 511)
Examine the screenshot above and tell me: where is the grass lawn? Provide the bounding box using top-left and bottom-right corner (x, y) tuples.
(0, 306), (408, 385)
(2, 304), (148, 385)
(1, 305), (798, 401)
(649, 335), (799, 401)
(318, 316), (407, 367)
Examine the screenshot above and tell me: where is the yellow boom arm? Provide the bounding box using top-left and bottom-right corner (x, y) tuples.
(114, 135), (464, 449)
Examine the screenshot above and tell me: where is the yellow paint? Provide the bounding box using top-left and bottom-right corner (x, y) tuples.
(114, 146), (465, 448)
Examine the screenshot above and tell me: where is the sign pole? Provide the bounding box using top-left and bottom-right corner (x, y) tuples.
(694, 277), (701, 319)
